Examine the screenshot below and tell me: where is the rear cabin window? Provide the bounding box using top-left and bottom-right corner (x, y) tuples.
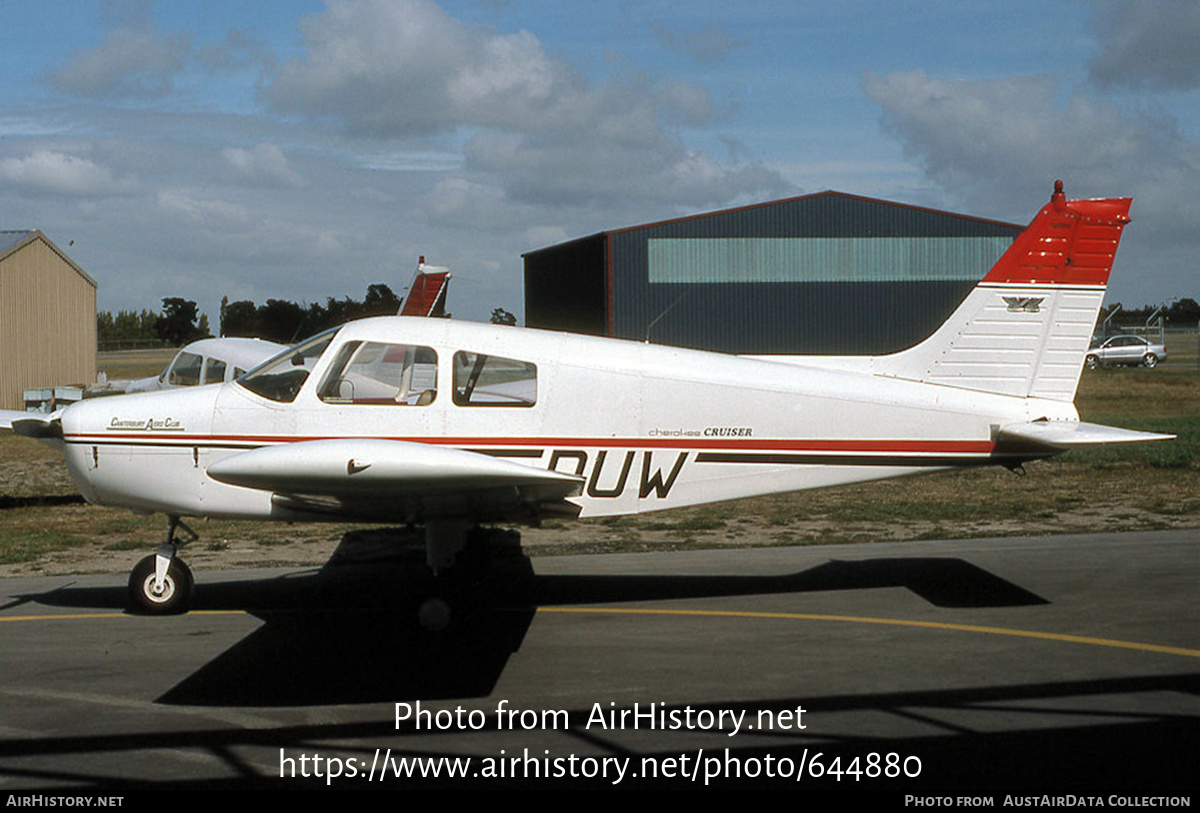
(318, 342), (439, 406)
(452, 351), (536, 407)
(204, 358), (227, 384)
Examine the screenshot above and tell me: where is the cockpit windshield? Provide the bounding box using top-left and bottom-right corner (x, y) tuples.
(237, 328), (339, 403)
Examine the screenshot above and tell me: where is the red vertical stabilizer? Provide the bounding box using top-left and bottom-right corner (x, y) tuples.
(400, 270), (450, 317)
(982, 180), (1132, 287)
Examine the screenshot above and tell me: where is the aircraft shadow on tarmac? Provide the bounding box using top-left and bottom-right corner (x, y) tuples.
(6, 541), (1196, 791)
(13, 536), (1047, 707)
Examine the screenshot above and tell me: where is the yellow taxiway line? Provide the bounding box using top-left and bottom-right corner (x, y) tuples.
(537, 606), (1200, 659)
(2, 606), (1197, 659)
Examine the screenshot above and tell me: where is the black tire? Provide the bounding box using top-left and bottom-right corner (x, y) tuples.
(1143, 353), (1158, 368)
(1085, 355), (1099, 370)
(128, 554), (194, 615)
(418, 597), (453, 632)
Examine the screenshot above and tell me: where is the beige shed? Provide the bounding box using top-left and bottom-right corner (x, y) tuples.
(0, 231), (97, 409)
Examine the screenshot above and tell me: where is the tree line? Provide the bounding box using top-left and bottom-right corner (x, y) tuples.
(97, 300), (212, 348)
(97, 283), (407, 347)
(220, 283), (404, 344)
(1103, 298), (1200, 325)
(100, 289), (1197, 351)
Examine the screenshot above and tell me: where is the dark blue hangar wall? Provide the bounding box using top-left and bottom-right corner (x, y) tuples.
(523, 191), (1024, 355)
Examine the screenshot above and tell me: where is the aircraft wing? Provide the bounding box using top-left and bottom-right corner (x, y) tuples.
(996, 421), (1174, 453)
(0, 410), (63, 439)
(206, 438), (583, 522)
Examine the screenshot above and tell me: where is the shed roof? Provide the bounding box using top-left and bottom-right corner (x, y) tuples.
(0, 229), (97, 288)
(0, 230), (37, 258)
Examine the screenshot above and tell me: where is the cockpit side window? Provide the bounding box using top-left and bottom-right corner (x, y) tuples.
(238, 329), (338, 403)
(167, 352), (203, 386)
(452, 351), (536, 406)
(318, 342), (438, 405)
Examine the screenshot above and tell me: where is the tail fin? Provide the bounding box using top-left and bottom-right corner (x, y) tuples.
(399, 260), (451, 317)
(874, 180), (1132, 401)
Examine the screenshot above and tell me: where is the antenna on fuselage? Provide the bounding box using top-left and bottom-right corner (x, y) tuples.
(644, 293), (687, 344)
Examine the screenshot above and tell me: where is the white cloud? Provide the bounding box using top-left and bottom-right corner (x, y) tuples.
(0, 150), (135, 196)
(358, 151), (463, 172)
(650, 22), (744, 65)
(269, 0), (584, 134)
(463, 127), (789, 210)
(862, 69), (1200, 300)
(268, 0), (790, 213)
(1087, 0), (1200, 91)
(220, 143), (306, 188)
(48, 7), (272, 100)
(197, 28), (276, 74)
(427, 176), (530, 229)
(522, 225), (570, 249)
(156, 190), (250, 225)
(862, 71), (1193, 209)
(50, 26), (190, 98)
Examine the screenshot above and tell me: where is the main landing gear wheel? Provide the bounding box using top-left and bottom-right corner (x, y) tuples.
(418, 597), (453, 632)
(128, 554), (194, 615)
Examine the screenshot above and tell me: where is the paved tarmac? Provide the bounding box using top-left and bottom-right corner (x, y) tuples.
(0, 529), (1197, 794)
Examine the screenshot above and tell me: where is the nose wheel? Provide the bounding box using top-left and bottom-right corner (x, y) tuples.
(127, 516), (197, 615)
(128, 554), (194, 614)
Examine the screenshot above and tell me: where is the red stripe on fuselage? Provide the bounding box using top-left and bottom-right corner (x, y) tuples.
(64, 433), (997, 455)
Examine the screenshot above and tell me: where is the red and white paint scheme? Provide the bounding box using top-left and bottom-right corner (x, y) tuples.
(3, 181), (1171, 615)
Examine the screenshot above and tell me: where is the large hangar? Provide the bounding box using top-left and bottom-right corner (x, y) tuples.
(0, 231), (96, 409)
(523, 192), (1024, 355)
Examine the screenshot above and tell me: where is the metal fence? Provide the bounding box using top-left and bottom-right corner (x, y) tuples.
(1095, 315), (1166, 345)
(1162, 325), (1200, 371)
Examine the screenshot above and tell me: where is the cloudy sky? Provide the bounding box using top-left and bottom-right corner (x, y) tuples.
(1, 0), (1197, 326)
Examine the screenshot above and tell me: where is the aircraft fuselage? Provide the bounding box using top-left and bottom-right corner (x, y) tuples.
(59, 316), (1074, 523)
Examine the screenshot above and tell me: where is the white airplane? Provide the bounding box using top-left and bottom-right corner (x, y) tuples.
(121, 337), (286, 392)
(2, 181), (1172, 616)
(92, 261), (441, 398)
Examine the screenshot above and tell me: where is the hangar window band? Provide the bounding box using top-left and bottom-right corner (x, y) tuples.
(453, 351), (537, 407)
(318, 341), (439, 406)
(646, 236), (1014, 283)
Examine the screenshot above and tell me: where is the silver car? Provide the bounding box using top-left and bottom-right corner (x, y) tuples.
(1085, 335), (1167, 368)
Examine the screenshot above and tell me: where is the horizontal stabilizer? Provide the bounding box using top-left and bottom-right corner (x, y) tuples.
(997, 421), (1174, 452)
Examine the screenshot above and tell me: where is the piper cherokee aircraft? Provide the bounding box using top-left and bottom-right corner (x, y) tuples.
(122, 337), (286, 393)
(2, 181), (1172, 615)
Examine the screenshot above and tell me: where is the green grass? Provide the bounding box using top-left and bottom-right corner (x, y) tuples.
(0, 528), (89, 564)
(1073, 367), (1200, 469)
